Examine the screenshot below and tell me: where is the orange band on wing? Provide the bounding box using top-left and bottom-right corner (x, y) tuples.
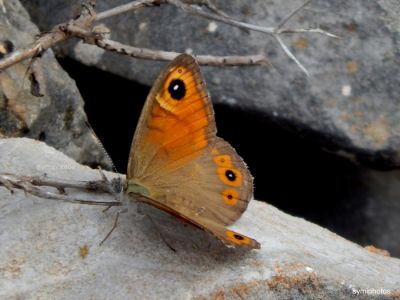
(145, 65), (211, 162)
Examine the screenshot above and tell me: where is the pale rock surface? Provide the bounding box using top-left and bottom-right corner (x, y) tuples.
(0, 138), (399, 299)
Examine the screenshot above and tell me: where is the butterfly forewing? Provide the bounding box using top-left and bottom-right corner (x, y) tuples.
(127, 54), (259, 249)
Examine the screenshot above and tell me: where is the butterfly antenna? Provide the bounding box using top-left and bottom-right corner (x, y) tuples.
(84, 120), (124, 196)
(85, 121), (117, 172)
(84, 120), (129, 247)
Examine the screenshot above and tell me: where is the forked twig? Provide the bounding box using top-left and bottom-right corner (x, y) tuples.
(0, 0), (338, 74)
(166, 0), (339, 74)
(0, 0), (97, 71)
(98, 0), (338, 74)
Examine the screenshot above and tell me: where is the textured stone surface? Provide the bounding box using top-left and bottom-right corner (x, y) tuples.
(0, 0), (107, 167)
(0, 138), (399, 299)
(21, 0), (400, 169)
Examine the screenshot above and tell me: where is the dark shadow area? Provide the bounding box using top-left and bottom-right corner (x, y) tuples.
(58, 57), (146, 173)
(58, 57), (372, 252)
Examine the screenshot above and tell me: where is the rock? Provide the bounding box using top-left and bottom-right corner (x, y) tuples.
(20, 0), (400, 169)
(0, 138), (399, 299)
(0, 0), (108, 167)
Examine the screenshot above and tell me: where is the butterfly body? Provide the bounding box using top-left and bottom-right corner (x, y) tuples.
(126, 54), (260, 249)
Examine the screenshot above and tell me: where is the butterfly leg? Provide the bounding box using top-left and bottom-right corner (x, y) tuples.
(97, 167), (124, 195)
(96, 168), (124, 213)
(99, 207), (128, 246)
(145, 213), (177, 253)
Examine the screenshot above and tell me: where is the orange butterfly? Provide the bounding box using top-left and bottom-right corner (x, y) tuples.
(126, 54), (260, 249)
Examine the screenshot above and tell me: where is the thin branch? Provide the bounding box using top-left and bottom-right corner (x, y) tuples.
(0, 0), (97, 71)
(0, 173), (123, 207)
(279, 27), (340, 39)
(0, 0), (338, 74)
(169, 0), (276, 34)
(96, 0), (161, 21)
(276, 0), (313, 30)
(165, 0), (338, 74)
(96, 0), (337, 73)
(0, 0), (268, 71)
(95, 38), (269, 66)
(96, 0), (230, 21)
(167, 0), (339, 38)
(275, 35), (309, 76)
(184, 0), (230, 19)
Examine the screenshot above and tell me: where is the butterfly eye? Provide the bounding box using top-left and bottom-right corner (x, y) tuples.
(168, 79), (186, 100)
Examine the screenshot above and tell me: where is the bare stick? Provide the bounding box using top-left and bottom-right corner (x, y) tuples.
(276, 0), (313, 30)
(167, 0), (339, 38)
(165, 0), (338, 74)
(0, 4), (267, 71)
(96, 0), (161, 21)
(95, 38), (268, 66)
(0, 1), (97, 71)
(275, 35), (309, 76)
(95, 0), (230, 21)
(0, 173), (120, 193)
(0, 173), (123, 207)
(0, 0), (337, 73)
(192, 0), (230, 19)
(94, 0), (338, 74)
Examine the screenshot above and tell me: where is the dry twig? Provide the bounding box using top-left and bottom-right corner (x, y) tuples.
(97, 0), (339, 74)
(0, 0), (337, 74)
(0, 173), (123, 207)
(0, 0), (97, 71)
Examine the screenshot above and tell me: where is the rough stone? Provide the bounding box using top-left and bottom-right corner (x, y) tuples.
(0, 138), (399, 299)
(0, 0), (108, 167)
(20, 0), (400, 169)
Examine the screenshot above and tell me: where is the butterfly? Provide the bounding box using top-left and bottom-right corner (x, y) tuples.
(125, 54), (260, 249)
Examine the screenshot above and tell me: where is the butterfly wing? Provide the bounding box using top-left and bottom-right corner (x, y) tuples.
(127, 54), (258, 248)
(132, 192), (260, 249)
(128, 54), (216, 180)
